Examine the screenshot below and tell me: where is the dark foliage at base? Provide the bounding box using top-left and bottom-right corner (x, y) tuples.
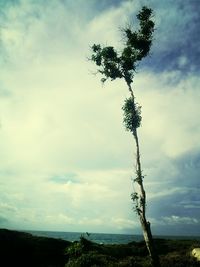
(1, 229), (200, 267)
(0, 229), (70, 267)
(65, 237), (200, 267)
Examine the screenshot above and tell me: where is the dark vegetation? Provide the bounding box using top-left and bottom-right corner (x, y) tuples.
(0, 229), (70, 267)
(1, 229), (200, 267)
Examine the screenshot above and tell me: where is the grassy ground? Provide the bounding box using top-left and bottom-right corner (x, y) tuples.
(0, 229), (200, 267)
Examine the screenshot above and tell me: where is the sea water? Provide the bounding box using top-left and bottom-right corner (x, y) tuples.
(26, 230), (200, 244)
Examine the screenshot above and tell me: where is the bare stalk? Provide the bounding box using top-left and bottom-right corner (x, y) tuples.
(128, 83), (160, 267)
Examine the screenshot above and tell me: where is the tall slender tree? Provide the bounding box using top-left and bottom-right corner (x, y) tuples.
(90, 6), (160, 267)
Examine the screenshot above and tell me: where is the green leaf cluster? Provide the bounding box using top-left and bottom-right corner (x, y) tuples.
(122, 97), (142, 132)
(90, 6), (154, 85)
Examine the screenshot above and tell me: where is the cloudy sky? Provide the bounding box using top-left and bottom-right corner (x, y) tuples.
(0, 0), (200, 236)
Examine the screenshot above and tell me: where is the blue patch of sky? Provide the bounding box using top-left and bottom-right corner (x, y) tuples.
(174, 151), (200, 189)
(148, 151), (200, 222)
(140, 0), (200, 76)
(0, 0), (20, 8)
(50, 173), (79, 184)
(0, 83), (12, 97)
(94, 0), (123, 11)
(0, 169), (18, 177)
(143, 40), (200, 76)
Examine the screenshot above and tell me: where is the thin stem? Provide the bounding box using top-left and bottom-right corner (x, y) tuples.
(127, 83), (146, 215)
(127, 82), (160, 267)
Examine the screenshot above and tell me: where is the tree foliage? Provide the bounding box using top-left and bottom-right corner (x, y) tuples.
(122, 98), (142, 132)
(90, 6), (154, 85)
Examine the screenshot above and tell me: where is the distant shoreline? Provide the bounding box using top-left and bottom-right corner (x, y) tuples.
(25, 229), (200, 244)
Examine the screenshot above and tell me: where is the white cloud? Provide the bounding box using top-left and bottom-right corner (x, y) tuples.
(111, 217), (136, 230)
(134, 72), (200, 158)
(0, 0), (199, 234)
(87, 1), (138, 48)
(0, 169), (135, 231)
(163, 215), (199, 225)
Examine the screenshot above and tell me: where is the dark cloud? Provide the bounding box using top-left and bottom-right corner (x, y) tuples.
(177, 154), (200, 182)
(140, 0), (200, 76)
(147, 150), (200, 234)
(152, 222), (200, 236)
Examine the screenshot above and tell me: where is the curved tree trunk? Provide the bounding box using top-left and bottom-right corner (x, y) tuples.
(133, 129), (160, 267)
(128, 83), (160, 267)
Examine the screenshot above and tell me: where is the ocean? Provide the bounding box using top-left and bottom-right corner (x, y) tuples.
(26, 230), (200, 244)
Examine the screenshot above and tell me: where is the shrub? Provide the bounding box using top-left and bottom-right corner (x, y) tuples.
(160, 253), (200, 267)
(65, 251), (116, 267)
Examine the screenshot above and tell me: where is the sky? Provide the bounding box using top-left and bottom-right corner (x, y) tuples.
(0, 0), (200, 236)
